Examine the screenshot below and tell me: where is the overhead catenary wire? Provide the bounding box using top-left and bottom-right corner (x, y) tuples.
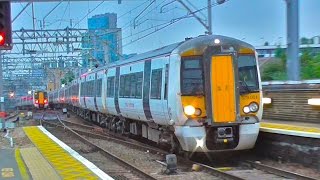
(72, 1), (105, 28)
(122, 0), (230, 47)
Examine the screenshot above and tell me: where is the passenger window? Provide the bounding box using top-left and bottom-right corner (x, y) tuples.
(124, 75), (131, 98)
(164, 64), (169, 100)
(119, 73), (143, 99)
(119, 75), (125, 97)
(130, 74), (136, 98)
(150, 68), (162, 99)
(96, 79), (102, 97)
(136, 72), (143, 99)
(107, 77), (115, 97)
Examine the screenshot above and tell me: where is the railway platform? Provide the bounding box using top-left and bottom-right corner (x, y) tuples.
(260, 119), (320, 138)
(0, 126), (113, 180)
(257, 119), (320, 168)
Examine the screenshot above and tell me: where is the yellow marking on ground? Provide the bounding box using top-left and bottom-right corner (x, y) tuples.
(15, 148), (30, 180)
(214, 167), (233, 172)
(1, 168), (14, 178)
(20, 147), (61, 180)
(261, 122), (320, 134)
(23, 126), (99, 180)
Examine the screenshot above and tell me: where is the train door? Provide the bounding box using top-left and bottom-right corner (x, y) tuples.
(162, 63), (170, 122)
(210, 54), (237, 123)
(149, 57), (169, 124)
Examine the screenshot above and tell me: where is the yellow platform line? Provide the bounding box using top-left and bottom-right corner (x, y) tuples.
(260, 122), (320, 138)
(15, 148), (30, 180)
(23, 126), (99, 180)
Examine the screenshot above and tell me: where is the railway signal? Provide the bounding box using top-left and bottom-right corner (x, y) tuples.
(9, 91), (14, 98)
(0, 1), (12, 50)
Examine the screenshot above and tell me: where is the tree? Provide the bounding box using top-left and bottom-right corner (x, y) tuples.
(264, 41), (269, 46)
(60, 71), (75, 85)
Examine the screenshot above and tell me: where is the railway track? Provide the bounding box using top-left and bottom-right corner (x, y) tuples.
(39, 112), (317, 180)
(40, 113), (156, 180)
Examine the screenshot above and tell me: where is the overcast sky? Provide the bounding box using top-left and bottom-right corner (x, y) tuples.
(11, 0), (320, 54)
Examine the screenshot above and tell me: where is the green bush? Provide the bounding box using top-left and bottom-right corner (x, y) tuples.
(261, 47), (320, 80)
(261, 61), (286, 81)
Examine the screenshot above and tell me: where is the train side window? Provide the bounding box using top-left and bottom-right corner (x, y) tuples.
(124, 75), (131, 98)
(107, 77), (115, 97)
(86, 82), (88, 96)
(80, 84), (83, 96)
(136, 72), (143, 99)
(87, 81), (91, 96)
(91, 81), (95, 97)
(164, 64), (169, 100)
(130, 74), (136, 98)
(82, 82), (86, 96)
(150, 68), (162, 99)
(86, 81), (89, 96)
(96, 79), (102, 97)
(119, 75), (125, 97)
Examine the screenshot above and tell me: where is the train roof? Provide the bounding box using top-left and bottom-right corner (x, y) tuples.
(108, 42), (183, 67)
(78, 35), (256, 77)
(107, 35), (255, 68)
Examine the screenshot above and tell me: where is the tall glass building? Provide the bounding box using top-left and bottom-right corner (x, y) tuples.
(82, 13), (122, 67)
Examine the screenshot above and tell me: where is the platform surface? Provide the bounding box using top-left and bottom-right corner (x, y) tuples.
(261, 119), (320, 138)
(0, 149), (23, 180)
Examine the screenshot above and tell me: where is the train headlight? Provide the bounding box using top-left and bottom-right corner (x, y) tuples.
(243, 106), (250, 114)
(249, 102), (259, 112)
(184, 105), (195, 116)
(194, 108), (202, 116)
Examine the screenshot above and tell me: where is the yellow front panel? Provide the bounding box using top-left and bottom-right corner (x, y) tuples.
(181, 96), (207, 118)
(240, 92), (261, 116)
(39, 92), (44, 104)
(211, 55), (236, 122)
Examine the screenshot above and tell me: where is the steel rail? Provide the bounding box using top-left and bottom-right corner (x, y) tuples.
(41, 115), (156, 180)
(40, 112), (317, 180)
(246, 161), (317, 180)
(43, 120), (167, 155)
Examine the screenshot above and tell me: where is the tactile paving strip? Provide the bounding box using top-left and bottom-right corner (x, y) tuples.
(20, 147), (60, 180)
(23, 126), (99, 180)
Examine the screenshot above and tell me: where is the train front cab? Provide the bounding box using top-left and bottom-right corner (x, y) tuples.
(34, 91), (48, 109)
(175, 41), (262, 152)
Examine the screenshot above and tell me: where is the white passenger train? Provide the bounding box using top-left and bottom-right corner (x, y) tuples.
(48, 35), (263, 153)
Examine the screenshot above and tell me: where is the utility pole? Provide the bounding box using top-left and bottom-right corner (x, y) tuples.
(286, 0), (300, 80)
(178, 0), (225, 35)
(207, 0), (212, 35)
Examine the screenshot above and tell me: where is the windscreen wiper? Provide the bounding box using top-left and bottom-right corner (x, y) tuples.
(239, 80), (252, 94)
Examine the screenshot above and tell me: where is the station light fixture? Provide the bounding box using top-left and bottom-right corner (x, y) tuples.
(308, 98), (320, 106)
(262, 98), (272, 104)
(0, 1), (12, 50)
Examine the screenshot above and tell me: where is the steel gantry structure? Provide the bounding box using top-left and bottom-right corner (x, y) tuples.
(1, 27), (122, 96)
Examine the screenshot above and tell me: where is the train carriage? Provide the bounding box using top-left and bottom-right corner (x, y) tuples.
(48, 35), (262, 153)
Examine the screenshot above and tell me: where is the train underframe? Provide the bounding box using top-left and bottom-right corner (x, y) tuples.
(62, 104), (259, 154)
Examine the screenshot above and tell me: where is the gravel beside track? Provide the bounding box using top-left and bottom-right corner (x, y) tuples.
(44, 111), (319, 180)
(45, 124), (220, 180)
